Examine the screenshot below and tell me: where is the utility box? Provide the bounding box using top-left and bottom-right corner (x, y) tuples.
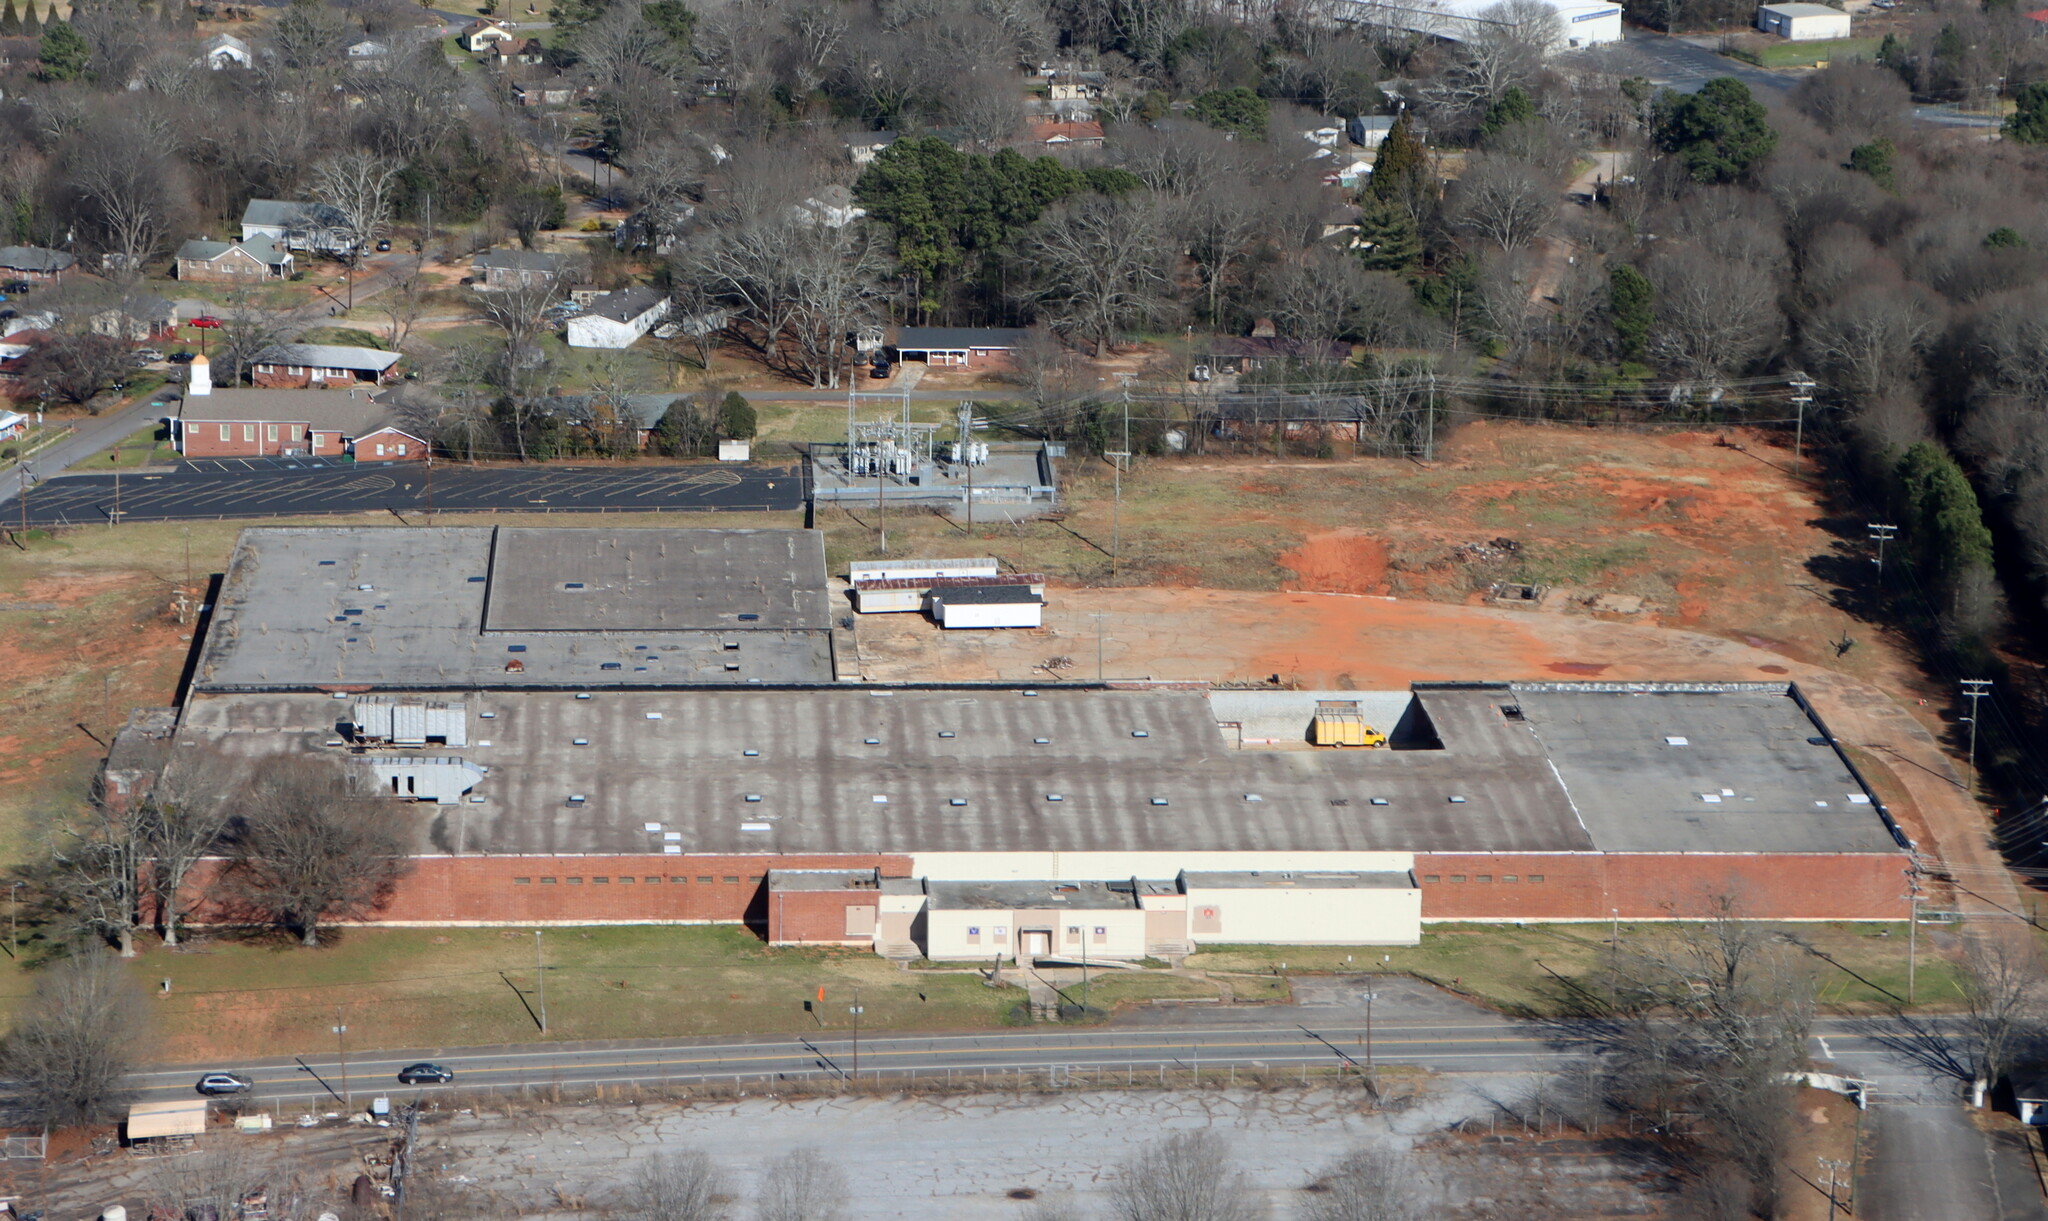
(1313, 700), (1386, 748)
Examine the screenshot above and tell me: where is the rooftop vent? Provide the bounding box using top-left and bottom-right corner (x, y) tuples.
(646, 712), (663, 720)
(1370, 797), (1389, 806)
(1665, 736), (1689, 746)
(567, 794), (586, 805)
(1046, 793), (1064, 802)
(1448, 795), (1468, 804)
(1131, 730), (1149, 738)
(572, 738), (589, 746)
(1033, 737), (1050, 745)
(1150, 798), (1169, 806)
(950, 798), (967, 806)
(939, 731), (956, 739)
(743, 749), (759, 757)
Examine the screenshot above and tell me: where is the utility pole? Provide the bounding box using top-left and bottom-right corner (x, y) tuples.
(535, 929), (548, 1033)
(849, 988), (864, 1076)
(1961, 679), (1992, 795)
(333, 1008), (351, 1107)
(1424, 370), (1437, 461)
(10, 881), (20, 954)
(1090, 611), (1108, 682)
(1819, 1157), (1849, 1220)
(1904, 872), (1921, 1004)
(1109, 374), (1134, 579)
(1789, 373), (1816, 474)
(1868, 523), (1896, 583)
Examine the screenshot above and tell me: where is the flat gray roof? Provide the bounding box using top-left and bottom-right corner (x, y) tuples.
(1508, 684), (1895, 853)
(174, 683), (1902, 859)
(482, 527), (829, 633)
(191, 526), (834, 691)
(927, 879), (1136, 911)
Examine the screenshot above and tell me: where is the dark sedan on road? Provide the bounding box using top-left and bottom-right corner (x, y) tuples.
(397, 1063), (454, 1084)
(196, 1072), (252, 1095)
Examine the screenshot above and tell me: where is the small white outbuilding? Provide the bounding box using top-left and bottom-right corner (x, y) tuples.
(1756, 3), (1851, 39)
(926, 584), (1044, 629)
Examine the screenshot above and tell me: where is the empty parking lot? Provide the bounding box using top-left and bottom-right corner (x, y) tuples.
(14, 462), (806, 525)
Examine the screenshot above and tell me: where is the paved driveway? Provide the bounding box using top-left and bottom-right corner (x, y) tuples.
(19, 461), (805, 525)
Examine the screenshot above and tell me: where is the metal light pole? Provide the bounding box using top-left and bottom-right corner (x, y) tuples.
(333, 1008), (351, 1107)
(1961, 679), (1992, 794)
(1868, 523), (1896, 583)
(1904, 885), (1921, 1004)
(1359, 987), (1377, 1091)
(9, 881), (20, 953)
(535, 929), (548, 1033)
(1789, 374), (1816, 474)
(849, 989), (864, 1076)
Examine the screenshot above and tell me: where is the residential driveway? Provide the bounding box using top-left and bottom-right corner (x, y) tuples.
(17, 461), (805, 525)
(0, 398), (163, 512)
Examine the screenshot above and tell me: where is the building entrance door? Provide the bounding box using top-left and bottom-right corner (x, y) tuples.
(1020, 929), (1051, 959)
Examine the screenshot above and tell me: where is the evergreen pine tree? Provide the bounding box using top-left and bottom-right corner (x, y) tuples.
(22, 1), (42, 36)
(0, 0), (21, 37)
(1352, 196), (1421, 272)
(1367, 110), (1425, 204)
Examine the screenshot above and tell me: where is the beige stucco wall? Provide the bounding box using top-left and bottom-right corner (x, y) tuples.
(924, 906), (1149, 961)
(1181, 882), (1421, 946)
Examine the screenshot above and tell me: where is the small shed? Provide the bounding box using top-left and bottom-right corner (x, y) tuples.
(126, 1099), (207, 1147)
(925, 584), (1044, 629)
(1755, 2), (1851, 39)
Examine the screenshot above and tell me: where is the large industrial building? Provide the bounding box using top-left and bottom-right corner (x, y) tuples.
(126, 526), (1913, 960)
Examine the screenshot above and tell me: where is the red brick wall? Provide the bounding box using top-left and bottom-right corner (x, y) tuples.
(1413, 852), (1910, 921)
(171, 853), (910, 930)
(176, 419), (316, 458)
(766, 889), (880, 945)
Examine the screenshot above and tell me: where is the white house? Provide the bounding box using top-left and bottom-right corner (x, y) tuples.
(460, 19), (517, 52)
(346, 39), (391, 69)
(1755, 2), (1851, 39)
(241, 200), (355, 255)
(565, 286), (670, 349)
(1351, 0), (1624, 50)
(200, 33), (251, 69)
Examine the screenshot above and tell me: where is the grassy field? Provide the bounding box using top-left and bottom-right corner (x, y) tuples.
(1190, 921), (1967, 1016)
(0, 918), (1966, 1064)
(1731, 36), (1880, 68)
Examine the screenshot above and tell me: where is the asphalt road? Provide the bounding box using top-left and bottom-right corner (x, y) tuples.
(115, 978), (2047, 1217)
(16, 462), (806, 526)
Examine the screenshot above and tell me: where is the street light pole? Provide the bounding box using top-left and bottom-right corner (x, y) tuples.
(535, 929), (547, 1034)
(333, 1007), (351, 1108)
(850, 988), (864, 1076)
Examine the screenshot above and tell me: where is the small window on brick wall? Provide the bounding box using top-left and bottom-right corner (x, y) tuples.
(540, 877), (557, 885)
(567, 877), (584, 885)
(1423, 875), (1441, 884)
(1528, 875), (1546, 883)
(723, 876), (740, 884)
(748, 875), (764, 884)
(698, 876), (713, 884)
(647, 876), (662, 884)
(593, 877), (609, 884)
(618, 876), (635, 884)
(1450, 875), (1467, 883)
(1476, 875), (1493, 883)
(1502, 875), (1518, 883)
(514, 877), (532, 885)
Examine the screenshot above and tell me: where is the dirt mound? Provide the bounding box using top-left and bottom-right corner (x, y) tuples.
(1278, 531), (1390, 596)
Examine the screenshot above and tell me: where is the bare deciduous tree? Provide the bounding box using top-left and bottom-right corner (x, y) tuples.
(1954, 934), (2046, 1100)
(1016, 194), (1176, 358)
(0, 955), (144, 1126)
(67, 120), (182, 278)
(311, 150), (402, 260)
(140, 749), (241, 948)
(1108, 1131), (1263, 1221)
(617, 1148), (730, 1221)
(754, 1148), (848, 1221)
(1301, 1146), (1421, 1221)
(1645, 246), (1782, 384)
(224, 757), (415, 947)
(1452, 153), (1557, 253)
